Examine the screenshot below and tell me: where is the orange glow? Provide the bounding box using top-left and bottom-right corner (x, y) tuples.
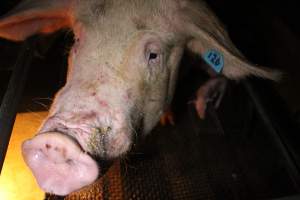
(0, 112), (47, 200)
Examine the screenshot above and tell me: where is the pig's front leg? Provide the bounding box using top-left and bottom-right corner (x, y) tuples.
(193, 77), (227, 119)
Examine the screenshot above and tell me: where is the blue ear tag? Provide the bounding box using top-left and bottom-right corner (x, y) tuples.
(203, 49), (224, 73)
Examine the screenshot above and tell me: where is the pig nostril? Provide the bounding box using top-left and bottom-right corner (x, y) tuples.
(22, 132), (99, 195)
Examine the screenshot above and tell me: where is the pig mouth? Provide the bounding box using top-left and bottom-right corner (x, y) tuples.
(22, 114), (131, 195)
(22, 132), (100, 196)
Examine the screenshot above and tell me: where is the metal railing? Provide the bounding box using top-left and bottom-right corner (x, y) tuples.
(0, 37), (36, 173)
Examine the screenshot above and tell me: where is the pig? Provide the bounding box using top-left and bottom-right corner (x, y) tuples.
(0, 0), (280, 196)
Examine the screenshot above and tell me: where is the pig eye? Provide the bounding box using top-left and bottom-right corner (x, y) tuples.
(149, 53), (158, 60)
(146, 51), (160, 65)
(145, 43), (161, 66)
(148, 52), (160, 65)
(147, 51), (160, 64)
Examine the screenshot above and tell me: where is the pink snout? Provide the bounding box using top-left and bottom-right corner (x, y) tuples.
(22, 132), (99, 196)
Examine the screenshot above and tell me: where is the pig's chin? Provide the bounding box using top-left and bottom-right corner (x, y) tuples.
(98, 128), (133, 159)
(22, 132), (99, 196)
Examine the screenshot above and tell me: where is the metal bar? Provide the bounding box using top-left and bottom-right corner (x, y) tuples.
(0, 37), (36, 173)
(243, 80), (300, 191)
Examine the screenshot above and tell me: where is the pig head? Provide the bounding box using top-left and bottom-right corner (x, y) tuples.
(0, 0), (280, 195)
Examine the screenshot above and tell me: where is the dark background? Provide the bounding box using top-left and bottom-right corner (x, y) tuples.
(206, 0), (300, 114)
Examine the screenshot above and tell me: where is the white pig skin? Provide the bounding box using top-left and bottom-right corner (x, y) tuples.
(0, 0), (281, 195)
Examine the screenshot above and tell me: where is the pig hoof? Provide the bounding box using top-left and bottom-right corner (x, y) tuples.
(160, 109), (175, 126)
(22, 132), (99, 196)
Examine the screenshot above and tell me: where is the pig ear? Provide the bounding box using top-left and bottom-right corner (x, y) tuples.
(0, 0), (75, 41)
(185, 17), (281, 81)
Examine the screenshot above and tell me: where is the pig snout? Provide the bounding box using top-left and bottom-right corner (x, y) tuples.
(22, 132), (99, 196)
(22, 110), (132, 195)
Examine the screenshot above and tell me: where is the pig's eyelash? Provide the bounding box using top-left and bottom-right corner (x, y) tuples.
(24, 109), (45, 122)
(32, 97), (53, 101)
(31, 97), (53, 109)
(32, 99), (51, 110)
